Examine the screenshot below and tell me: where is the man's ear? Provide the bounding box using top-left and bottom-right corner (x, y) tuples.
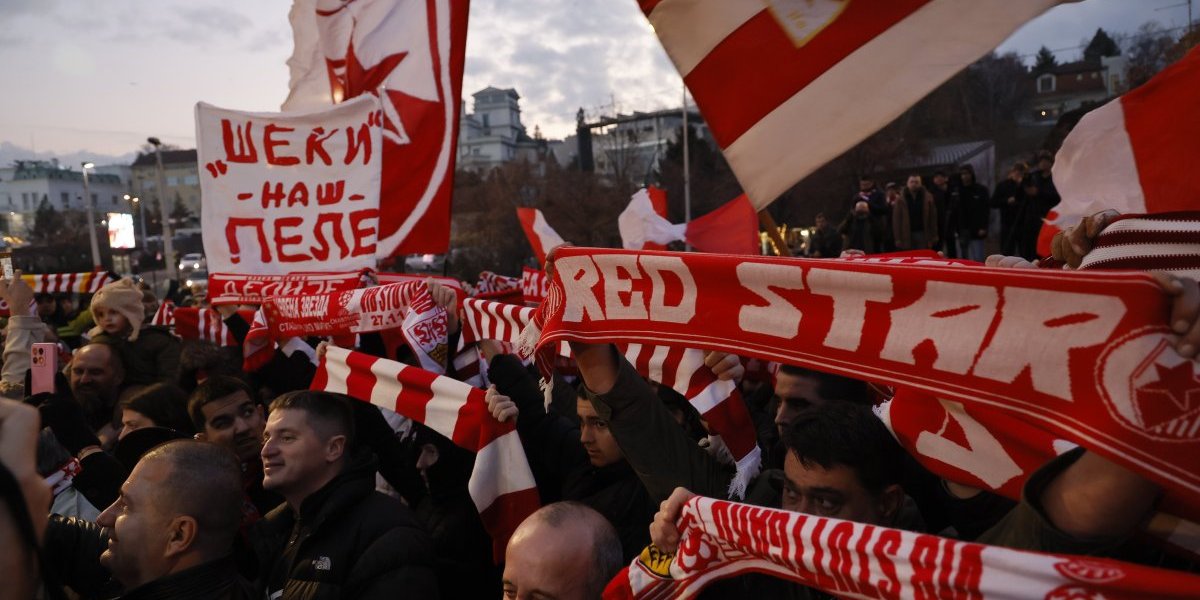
(325, 434), (347, 463)
(877, 483), (904, 524)
(163, 516), (198, 559)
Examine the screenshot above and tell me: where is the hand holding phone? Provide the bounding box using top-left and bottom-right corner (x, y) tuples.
(30, 343), (57, 395)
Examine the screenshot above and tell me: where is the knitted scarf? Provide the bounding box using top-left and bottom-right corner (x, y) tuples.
(528, 247), (1199, 520)
(311, 346), (539, 561)
(604, 496), (1200, 600)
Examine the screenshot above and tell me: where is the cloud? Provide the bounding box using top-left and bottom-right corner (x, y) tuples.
(163, 6), (253, 44)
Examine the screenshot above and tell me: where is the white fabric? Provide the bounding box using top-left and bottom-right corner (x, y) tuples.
(1050, 97), (1145, 225)
(281, 0), (332, 112)
(197, 95), (382, 274)
(619, 188), (687, 249)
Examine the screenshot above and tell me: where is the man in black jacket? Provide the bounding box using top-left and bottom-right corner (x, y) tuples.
(952, 165), (991, 262)
(255, 390), (438, 599)
(44, 440), (255, 599)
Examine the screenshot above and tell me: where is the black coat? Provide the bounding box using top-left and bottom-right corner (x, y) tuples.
(953, 182), (991, 237)
(252, 453), (439, 600)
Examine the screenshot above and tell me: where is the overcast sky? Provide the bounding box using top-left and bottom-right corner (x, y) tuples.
(0, 0), (1187, 161)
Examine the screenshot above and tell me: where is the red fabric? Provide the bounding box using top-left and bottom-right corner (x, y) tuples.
(644, 185), (670, 251)
(533, 247), (1200, 521)
(324, 0), (469, 256)
(171, 307), (255, 347)
(261, 281), (423, 339)
(684, 194), (758, 255)
(609, 496), (1200, 599)
(520, 267), (549, 307)
(682, 1), (930, 149)
(0, 271), (117, 316)
(207, 271), (365, 306)
(312, 346), (539, 560)
(516, 207), (565, 266)
(1122, 45), (1200, 214)
(376, 272), (464, 293)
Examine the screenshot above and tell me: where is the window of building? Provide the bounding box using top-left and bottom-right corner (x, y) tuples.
(91, 193), (98, 205)
(1037, 73), (1056, 94)
(61, 192), (69, 206)
(112, 195), (119, 205)
(166, 176), (179, 186)
(183, 175), (198, 185)
(482, 114), (490, 127)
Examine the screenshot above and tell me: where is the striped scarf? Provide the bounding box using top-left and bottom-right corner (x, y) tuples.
(312, 346), (539, 560)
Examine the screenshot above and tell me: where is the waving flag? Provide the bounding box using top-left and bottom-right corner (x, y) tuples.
(619, 190), (759, 255)
(1043, 44), (1200, 245)
(283, 0), (469, 257)
(639, 0), (1061, 209)
(516, 207), (566, 266)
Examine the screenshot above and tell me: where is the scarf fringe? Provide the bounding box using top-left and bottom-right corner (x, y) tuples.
(727, 444), (762, 500)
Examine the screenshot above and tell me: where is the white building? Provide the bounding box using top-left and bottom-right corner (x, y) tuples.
(457, 86), (545, 172)
(585, 108), (712, 186)
(0, 160), (129, 238)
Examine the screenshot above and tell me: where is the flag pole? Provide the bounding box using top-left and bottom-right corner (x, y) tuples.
(682, 82), (692, 251)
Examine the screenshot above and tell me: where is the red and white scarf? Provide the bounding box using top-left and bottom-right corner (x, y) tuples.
(261, 281), (424, 338)
(376, 272), (465, 293)
(0, 271), (117, 316)
(475, 270), (520, 294)
(312, 346), (539, 560)
(463, 297), (761, 497)
(604, 496), (1200, 600)
(521, 267), (550, 307)
(528, 248), (1200, 520)
(150, 300), (175, 327)
(44, 458), (82, 497)
(207, 270), (365, 305)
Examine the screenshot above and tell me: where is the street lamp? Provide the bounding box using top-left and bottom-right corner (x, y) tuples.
(147, 137), (177, 280)
(81, 162), (102, 270)
(124, 194), (148, 252)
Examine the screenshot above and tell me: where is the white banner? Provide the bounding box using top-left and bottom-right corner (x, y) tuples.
(197, 95), (383, 274)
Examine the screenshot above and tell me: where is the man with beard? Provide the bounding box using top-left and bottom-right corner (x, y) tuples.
(187, 376), (281, 521)
(69, 343), (126, 440)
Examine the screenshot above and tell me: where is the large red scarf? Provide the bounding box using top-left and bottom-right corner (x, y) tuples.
(530, 248), (1200, 521)
(207, 270), (366, 305)
(604, 496), (1200, 600)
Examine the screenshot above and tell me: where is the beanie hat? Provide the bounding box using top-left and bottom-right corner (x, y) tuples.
(1077, 211), (1200, 281)
(89, 278), (146, 341)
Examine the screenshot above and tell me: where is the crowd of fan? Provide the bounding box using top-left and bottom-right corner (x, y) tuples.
(0, 207), (1197, 600)
(804, 152), (1061, 262)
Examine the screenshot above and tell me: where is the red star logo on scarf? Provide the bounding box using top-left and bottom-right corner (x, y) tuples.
(1135, 360), (1200, 432)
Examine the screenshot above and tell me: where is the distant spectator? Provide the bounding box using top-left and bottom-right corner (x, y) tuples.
(806, 213), (842, 258)
(992, 162), (1028, 256)
(929, 171), (955, 256)
(952, 165), (990, 262)
(118, 383), (193, 439)
(839, 201), (885, 254)
(894, 175), (939, 251)
(853, 176), (890, 251)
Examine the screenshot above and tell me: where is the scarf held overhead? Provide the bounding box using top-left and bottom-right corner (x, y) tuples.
(311, 346), (539, 561)
(604, 496), (1200, 600)
(531, 248), (1199, 518)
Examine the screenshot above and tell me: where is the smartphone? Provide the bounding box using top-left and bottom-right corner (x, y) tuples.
(31, 342), (57, 395)
(0, 251), (12, 283)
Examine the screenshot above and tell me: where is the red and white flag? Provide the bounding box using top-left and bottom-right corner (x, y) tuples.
(1043, 45), (1200, 246)
(313, 346), (540, 559)
(151, 300), (175, 328)
(283, 0), (469, 257)
(639, 0), (1061, 210)
(516, 207), (566, 266)
(620, 190), (759, 255)
(619, 187), (685, 250)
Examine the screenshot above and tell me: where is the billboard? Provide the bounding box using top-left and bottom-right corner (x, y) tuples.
(107, 213), (135, 250)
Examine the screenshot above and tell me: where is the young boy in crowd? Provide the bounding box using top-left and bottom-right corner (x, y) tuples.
(88, 278), (181, 385)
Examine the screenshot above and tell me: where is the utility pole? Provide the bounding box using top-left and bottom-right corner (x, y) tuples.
(81, 162), (102, 270)
(682, 83), (692, 252)
(148, 137), (178, 280)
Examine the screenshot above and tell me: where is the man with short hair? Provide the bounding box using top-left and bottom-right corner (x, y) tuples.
(771, 364), (869, 440)
(44, 440), (254, 599)
(806, 213), (841, 258)
(503, 502), (624, 600)
(188, 375), (281, 522)
(254, 390), (437, 599)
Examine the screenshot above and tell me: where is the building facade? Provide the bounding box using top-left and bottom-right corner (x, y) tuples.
(0, 160), (128, 238)
(457, 87), (545, 172)
(130, 149), (201, 226)
(585, 108), (712, 186)
(1025, 55), (1128, 125)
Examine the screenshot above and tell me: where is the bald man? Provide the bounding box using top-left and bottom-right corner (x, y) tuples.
(43, 440), (254, 599)
(503, 502), (623, 600)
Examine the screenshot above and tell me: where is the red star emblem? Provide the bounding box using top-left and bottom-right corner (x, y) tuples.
(1135, 361), (1200, 432)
